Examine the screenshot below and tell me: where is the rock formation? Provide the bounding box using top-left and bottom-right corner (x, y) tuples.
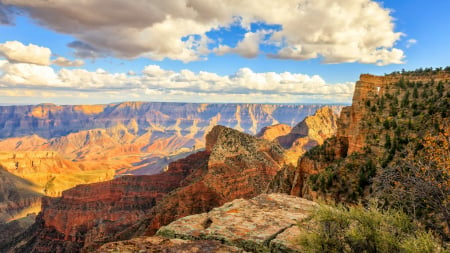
(0, 167), (41, 223)
(0, 167), (41, 249)
(0, 103), (343, 250)
(8, 126), (288, 252)
(99, 193), (316, 252)
(96, 236), (246, 253)
(258, 106), (340, 165)
(269, 71), (450, 205)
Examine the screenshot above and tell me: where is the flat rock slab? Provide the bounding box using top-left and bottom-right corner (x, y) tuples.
(157, 193), (316, 252)
(97, 236), (246, 253)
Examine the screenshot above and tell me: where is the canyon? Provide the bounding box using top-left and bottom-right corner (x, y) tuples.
(2, 104), (341, 251)
(8, 125), (289, 252)
(3, 69), (448, 252)
(0, 104), (340, 207)
(0, 103), (342, 179)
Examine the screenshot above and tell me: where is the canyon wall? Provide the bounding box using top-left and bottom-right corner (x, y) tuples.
(0, 102), (341, 139)
(9, 126), (288, 252)
(268, 72), (450, 204)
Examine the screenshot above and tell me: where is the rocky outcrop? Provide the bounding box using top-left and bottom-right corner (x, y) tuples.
(132, 126), (287, 237)
(337, 73), (450, 154)
(256, 124), (292, 142)
(258, 106), (340, 165)
(10, 126), (287, 252)
(267, 75), (383, 198)
(102, 194), (316, 252)
(270, 71), (450, 202)
(96, 236), (246, 253)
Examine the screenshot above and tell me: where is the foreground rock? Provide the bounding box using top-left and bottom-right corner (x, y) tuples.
(97, 236), (246, 253)
(156, 193), (315, 252)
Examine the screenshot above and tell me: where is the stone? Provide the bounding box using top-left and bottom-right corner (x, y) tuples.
(157, 193), (316, 252)
(96, 236), (247, 253)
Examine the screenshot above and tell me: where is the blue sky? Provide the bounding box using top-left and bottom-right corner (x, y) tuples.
(0, 0), (448, 105)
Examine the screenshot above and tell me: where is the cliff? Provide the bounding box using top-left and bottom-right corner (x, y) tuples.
(0, 167), (41, 249)
(128, 126), (287, 237)
(0, 167), (41, 223)
(9, 126), (288, 252)
(258, 106), (340, 164)
(269, 70), (450, 240)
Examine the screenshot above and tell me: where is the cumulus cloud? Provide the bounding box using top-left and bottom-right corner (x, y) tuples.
(0, 62), (63, 86)
(0, 62), (354, 103)
(0, 40), (87, 68)
(52, 57), (84, 67)
(215, 31), (266, 58)
(3, 0), (404, 64)
(0, 40), (51, 65)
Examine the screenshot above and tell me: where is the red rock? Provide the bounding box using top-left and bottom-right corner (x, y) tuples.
(13, 126), (286, 252)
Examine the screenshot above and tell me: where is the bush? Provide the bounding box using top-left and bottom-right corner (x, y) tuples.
(297, 204), (445, 253)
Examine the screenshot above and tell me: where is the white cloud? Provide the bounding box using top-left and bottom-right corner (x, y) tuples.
(0, 40), (51, 65)
(0, 62), (354, 103)
(3, 0), (404, 65)
(406, 39), (417, 48)
(215, 31), (266, 58)
(0, 41), (87, 68)
(52, 57), (84, 67)
(0, 62), (63, 86)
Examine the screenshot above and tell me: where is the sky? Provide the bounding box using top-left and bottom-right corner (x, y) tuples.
(0, 0), (449, 105)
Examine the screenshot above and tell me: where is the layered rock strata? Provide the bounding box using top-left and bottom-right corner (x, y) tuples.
(9, 126), (287, 252)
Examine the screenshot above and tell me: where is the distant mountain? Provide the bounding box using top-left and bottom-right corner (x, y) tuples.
(0, 103), (343, 176)
(0, 102), (343, 139)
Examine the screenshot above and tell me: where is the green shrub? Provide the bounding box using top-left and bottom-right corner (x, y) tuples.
(297, 204), (445, 253)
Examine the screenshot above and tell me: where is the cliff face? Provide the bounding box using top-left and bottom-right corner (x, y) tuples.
(0, 167), (42, 248)
(11, 126), (287, 252)
(258, 106), (340, 165)
(10, 151), (209, 252)
(0, 167), (41, 223)
(132, 126), (287, 237)
(269, 71), (450, 209)
(337, 73), (450, 154)
(0, 102), (339, 139)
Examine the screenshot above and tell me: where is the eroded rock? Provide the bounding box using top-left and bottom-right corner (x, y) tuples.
(157, 193), (316, 252)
